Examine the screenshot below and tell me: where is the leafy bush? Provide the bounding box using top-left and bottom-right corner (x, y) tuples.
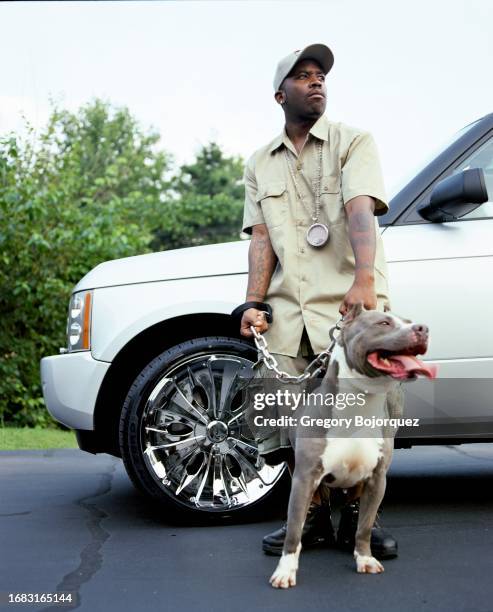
(0, 100), (245, 427)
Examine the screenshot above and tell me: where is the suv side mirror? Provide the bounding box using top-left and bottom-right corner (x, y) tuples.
(418, 167), (488, 222)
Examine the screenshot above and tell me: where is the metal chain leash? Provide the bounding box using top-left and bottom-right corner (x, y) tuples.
(249, 315), (344, 384)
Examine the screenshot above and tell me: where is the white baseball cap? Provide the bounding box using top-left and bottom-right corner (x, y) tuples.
(273, 43), (334, 92)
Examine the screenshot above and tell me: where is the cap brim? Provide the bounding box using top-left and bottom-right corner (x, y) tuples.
(295, 43), (334, 76)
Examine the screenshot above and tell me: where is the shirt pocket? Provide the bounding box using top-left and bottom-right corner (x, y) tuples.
(320, 174), (341, 195)
(256, 181), (288, 229)
(319, 174), (344, 226)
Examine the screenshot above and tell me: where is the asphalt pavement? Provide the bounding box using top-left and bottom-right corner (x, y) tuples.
(2, 444), (493, 612)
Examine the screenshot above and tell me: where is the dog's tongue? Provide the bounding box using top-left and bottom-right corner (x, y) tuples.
(367, 352), (437, 379)
(390, 354), (438, 379)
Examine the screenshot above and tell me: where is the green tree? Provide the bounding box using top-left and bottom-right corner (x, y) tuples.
(0, 99), (171, 426)
(151, 142), (245, 250)
(174, 141), (244, 199)
(0, 101), (247, 427)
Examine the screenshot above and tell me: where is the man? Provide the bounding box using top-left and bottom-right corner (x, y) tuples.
(236, 44), (397, 559)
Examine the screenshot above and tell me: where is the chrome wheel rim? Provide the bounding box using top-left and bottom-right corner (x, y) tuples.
(140, 352), (286, 512)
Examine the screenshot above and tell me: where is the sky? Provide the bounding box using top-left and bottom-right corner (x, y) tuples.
(1, 0), (492, 197)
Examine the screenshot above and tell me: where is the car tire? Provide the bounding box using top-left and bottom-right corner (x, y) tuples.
(119, 335), (290, 523)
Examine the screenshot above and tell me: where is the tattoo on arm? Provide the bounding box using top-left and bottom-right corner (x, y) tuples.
(346, 199), (376, 280)
(352, 211), (372, 232)
(246, 231), (277, 301)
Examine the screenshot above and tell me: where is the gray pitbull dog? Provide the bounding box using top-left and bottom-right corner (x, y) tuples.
(270, 303), (437, 588)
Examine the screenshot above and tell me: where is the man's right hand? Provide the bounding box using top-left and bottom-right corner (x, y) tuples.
(240, 308), (269, 338)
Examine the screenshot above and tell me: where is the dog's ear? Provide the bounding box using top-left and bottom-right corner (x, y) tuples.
(343, 302), (364, 324)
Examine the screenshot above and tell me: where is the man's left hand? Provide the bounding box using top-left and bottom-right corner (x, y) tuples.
(340, 279), (377, 315)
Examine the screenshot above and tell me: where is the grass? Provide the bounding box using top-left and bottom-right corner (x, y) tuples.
(0, 427), (78, 451)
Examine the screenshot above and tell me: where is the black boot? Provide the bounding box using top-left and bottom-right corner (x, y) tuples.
(336, 500), (398, 559)
(262, 501), (336, 556)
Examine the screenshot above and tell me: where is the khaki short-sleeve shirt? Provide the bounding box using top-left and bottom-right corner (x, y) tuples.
(242, 114), (391, 357)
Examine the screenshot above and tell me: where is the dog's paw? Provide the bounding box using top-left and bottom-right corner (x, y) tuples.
(269, 549), (300, 589)
(355, 554), (384, 574)
(270, 565), (297, 589)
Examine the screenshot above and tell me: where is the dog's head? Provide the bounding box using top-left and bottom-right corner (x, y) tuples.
(338, 303), (437, 381)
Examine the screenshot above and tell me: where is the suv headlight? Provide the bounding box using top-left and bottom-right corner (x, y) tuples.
(65, 290), (93, 352)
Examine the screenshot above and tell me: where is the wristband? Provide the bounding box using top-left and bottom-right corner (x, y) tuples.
(231, 301), (273, 324)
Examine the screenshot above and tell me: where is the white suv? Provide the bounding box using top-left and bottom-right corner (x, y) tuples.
(41, 113), (493, 520)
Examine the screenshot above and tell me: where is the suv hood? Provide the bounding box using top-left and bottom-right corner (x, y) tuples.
(73, 240), (250, 292)
(73, 224), (387, 292)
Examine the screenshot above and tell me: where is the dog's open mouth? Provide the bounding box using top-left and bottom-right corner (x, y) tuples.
(366, 348), (437, 380)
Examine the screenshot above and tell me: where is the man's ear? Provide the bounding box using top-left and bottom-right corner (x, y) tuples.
(274, 90), (285, 105)
(343, 302), (365, 324)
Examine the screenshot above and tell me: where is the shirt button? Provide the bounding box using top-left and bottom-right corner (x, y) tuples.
(301, 275), (306, 281)
(300, 247), (305, 253)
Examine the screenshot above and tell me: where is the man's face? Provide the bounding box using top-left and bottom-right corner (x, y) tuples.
(276, 58), (327, 118)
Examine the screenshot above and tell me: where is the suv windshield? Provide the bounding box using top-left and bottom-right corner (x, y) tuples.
(387, 118), (482, 200)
